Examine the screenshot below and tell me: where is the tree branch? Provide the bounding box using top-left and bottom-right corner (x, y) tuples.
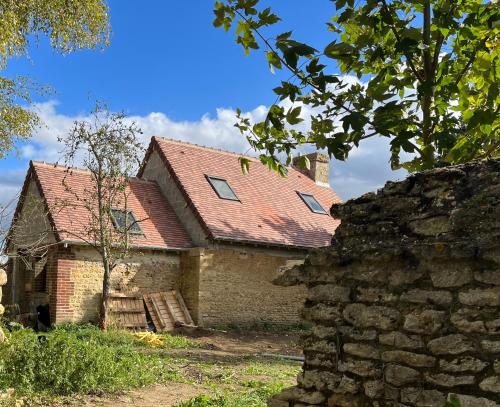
(380, 0), (425, 83)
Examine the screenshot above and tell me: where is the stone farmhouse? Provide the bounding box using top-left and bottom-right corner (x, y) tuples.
(4, 137), (340, 327)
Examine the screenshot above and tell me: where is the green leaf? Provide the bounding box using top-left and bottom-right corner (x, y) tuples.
(286, 106), (303, 125)
(297, 155), (310, 170)
(324, 42), (356, 59)
(341, 112), (368, 132)
(239, 157), (250, 175)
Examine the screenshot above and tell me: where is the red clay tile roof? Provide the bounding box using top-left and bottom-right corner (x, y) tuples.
(27, 161), (192, 250)
(142, 137), (341, 248)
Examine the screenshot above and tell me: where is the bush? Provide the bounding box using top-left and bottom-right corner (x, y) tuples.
(0, 325), (171, 396)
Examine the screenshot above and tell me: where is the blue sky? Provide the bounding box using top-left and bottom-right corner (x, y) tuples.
(0, 1), (407, 212)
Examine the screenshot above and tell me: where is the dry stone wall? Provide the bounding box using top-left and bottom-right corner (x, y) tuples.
(270, 158), (500, 407)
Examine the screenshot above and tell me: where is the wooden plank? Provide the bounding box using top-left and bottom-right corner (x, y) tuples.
(109, 292), (147, 330)
(151, 299), (165, 330)
(144, 294), (165, 331)
(161, 292), (180, 326)
(173, 290), (195, 325)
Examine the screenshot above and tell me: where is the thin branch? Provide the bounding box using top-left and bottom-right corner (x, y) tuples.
(380, 0), (424, 83)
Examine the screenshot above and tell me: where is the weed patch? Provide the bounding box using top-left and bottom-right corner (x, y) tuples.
(0, 325), (177, 397)
(175, 382), (285, 407)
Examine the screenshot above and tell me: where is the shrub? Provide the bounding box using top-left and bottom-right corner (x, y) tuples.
(0, 326), (171, 396)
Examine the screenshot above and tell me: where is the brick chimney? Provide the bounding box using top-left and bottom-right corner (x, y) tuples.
(292, 152), (330, 186)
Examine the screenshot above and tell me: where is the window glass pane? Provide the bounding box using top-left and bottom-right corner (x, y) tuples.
(111, 209), (142, 233)
(299, 193), (327, 214)
(207, 176), (239, 200)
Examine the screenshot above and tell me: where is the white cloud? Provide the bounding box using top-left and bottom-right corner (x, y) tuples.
(1, 99), (407, 218)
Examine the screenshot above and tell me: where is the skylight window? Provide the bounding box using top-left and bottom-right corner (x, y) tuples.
(206, 175), (239, 201)
(298, 192), (328, 214)
(111, 209), (143, 234)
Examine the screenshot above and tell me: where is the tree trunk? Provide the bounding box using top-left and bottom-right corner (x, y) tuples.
(99, 257), (111, 330)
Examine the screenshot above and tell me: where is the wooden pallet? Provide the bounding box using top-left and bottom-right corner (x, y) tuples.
(143, 290), (194, 332)
(109, 292), (148, 330)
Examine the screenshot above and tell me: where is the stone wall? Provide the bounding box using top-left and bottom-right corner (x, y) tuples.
(52, 246), (181, 324)
(181, 246), (307, 327)
(270, 158), (500, 407)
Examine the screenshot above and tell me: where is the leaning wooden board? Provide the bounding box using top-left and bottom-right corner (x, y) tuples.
(144, 290), (195, 332)
(109, 292), (148, 330)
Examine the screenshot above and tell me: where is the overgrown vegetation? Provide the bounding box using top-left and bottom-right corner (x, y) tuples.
(0, 324), (301, 406)
(0, 325), (174, 396)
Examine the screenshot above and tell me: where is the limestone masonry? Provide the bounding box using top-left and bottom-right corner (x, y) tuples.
(270, 158), (500, 407)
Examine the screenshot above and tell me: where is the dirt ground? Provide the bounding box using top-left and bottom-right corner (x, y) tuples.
(55, 329), (303, 407)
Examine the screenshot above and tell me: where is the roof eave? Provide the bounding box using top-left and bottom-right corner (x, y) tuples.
(211, 235), (329, 252)
(59, 239), (193, 253)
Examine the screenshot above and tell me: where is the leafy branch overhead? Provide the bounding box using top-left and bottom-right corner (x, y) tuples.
(214, 0), (499, 173)
(0, 0), (110, 158)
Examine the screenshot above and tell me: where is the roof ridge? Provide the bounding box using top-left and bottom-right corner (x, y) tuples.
(31, 160), (90, 174)
(32, 162), (156, 184)
(153, 136), (260, 162)
(152, 137), (327, 178)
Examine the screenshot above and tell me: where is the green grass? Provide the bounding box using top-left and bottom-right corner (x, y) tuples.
(175, 382), (286, 407)
(0, 325), (180, 397)
(159, 333), (199, 349)
(0, 324), (300, 406)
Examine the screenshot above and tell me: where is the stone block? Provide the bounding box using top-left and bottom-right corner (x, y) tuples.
(389, 269), (424, 287)
(381, 350), (436, 368)
(384, 364), (420, 386)
(343, 303), (400, 330)
(485, 319), (500, 335)
(481, 341), (500, 353)
(333, 375), (359, 394)
(303, 339), (336, 354)
(363, 380), (384, 399)
(311, 325), (337, 339)
(429, 267), (472, 288)
(400, 387), (446, 407)
(302, 304), (343, 324)
(427, 334), (474, 355)
(404, 309), (445, 334)
(424, 373), (475, 387)
(297, 370), (341, 392)
(304, 353), (335, 369)
(356, 287), (398, 303)
(328, 394), (365, 407)
(474, 270), (500, 286)
(338, 326), (377, 341)
(273, 386), (325, 405)
(308, 284), (350, 303)
(400, 289), (452, 306)
(451, 308), (487, 333)
(459, 288), (500, 307)
(343, 343), (380, 360)
(480, 376), (500, 394)
(338, 359), (379, 378)
(439, 356), (488, 373)
(408, 216), (451, 236)
(379, 331), (424, 350)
